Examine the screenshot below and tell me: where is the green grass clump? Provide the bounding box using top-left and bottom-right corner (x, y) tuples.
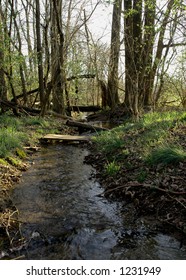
(0, 158), (8, 166)
(16, 148), (27, 159)
(92, 130), (125, 155)
(104, 161), (120, 176)
(6, 156), (23, 168)
(0, 127), (26, 158)
(146, 146), (186, 166)
(22, 116), (46, 126)
(0, 114), (22, 130)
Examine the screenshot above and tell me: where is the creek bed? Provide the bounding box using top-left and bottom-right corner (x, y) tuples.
(11, 145), (186, 259)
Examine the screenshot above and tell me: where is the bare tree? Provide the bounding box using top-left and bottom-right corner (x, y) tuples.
(0, 9), (7, 111)
(107, 0), (122, 109)
(123, 0), (185, 117)
(35, 0), (45, 115)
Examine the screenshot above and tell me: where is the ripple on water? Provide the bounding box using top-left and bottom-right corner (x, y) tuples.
(12, 145), (186, 260)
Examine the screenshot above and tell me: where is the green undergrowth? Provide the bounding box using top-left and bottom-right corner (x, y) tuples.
(146, 145), (186, 166)
(0, 113), (60, 165)
(92, 110), (186, 175)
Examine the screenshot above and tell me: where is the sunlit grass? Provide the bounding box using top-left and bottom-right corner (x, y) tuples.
(0, 127), (27, 158)
(0, 114), (60, 159)
(92, 110), (186, 167)
(104, 160), (121, 176)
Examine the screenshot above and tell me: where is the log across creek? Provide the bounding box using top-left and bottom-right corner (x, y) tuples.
(40, 134), (91, 144)
(66, 120), (109, 133)
(40, 120), (109, 144)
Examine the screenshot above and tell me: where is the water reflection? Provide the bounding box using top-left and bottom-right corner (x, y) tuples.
(12, 145), (186, 259)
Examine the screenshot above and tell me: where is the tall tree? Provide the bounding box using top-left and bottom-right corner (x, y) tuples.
(50, 0), (66, 115)
(35, 0), (45, 114)
(0, 10), (7, 111)
(107, 0), (122, 109)
(123, 0), (184, 117)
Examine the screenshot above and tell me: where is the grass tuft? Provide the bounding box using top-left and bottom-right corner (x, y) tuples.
(0, 128), (26, 158)
(104, 161), (120, 176)
(146, 146), (186, 166)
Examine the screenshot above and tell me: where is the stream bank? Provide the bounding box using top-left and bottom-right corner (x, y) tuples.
(7, 144), (186, 259)
(0, 112), (186, 259)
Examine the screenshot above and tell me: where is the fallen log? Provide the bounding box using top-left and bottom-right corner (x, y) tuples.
(70, 105), (101, 112)
(0, 99), (41, 115)
(40, 134), (90, 144)
(66, 120), (109, 132)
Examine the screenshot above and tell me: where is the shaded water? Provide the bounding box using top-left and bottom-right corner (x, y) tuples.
(12, 145), (186, 259)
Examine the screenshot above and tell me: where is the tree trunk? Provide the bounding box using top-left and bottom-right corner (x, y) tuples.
(124, 0), (139, 116)
(124, 0), (176, 117)
(140, 0), (156, 108)
(0, 45), (7, 113)
(35, 0), (45, 115)
(50, 0), (66, 115)
(147, 0), (175, 108)
(107, 0), (122, 109)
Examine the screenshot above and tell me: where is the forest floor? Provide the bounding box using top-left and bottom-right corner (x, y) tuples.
(0, 109), (186, 256)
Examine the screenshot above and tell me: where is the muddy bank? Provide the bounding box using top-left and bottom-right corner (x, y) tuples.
(0, 154), (32, 253)
(85, 144), (186, 245)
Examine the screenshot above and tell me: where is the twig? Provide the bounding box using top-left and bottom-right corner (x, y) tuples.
(103, 182), (186, 196)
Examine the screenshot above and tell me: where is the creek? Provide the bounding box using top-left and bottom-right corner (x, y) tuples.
(12, 144), (186, 259)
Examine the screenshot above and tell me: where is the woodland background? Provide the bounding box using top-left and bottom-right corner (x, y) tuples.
(0, 0), (186, 118)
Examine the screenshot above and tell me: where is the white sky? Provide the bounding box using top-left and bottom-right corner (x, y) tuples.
(87, 2), (113, 44)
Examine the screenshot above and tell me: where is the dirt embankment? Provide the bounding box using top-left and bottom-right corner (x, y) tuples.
(85, 110), (186, 243)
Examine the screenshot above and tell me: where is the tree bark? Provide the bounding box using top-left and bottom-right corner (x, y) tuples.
(107, 0), (122, 109)
(51, 0), (66, 115)
(124, 0), (177, 117)
(35, 0), (45, 115)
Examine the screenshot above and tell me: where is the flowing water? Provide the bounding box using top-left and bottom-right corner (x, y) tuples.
(12, 145), (186, 260)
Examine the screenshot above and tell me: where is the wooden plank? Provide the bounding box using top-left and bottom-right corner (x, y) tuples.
(41, 134), (90, 142)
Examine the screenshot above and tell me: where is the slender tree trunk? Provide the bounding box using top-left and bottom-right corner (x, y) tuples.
(141, 0), (156, 108)
(35, 0), (45, 115)
(21, 0), (34, 74)
(107, 0), (122, 109)
(13, 16), (27, 105)
(50, 0), (65, 115)
(0, 26), (7, 112)
(124, 0), (176, 117)
(148, 0), (175, 107)
(124, 0), (138, 116)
